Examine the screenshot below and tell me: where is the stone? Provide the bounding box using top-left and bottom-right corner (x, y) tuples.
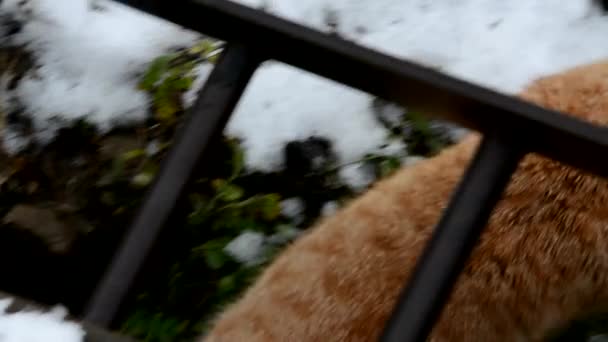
(3, 204), (78, 254)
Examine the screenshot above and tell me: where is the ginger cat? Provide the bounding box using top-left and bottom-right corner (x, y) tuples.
(201, 60), (608, 341)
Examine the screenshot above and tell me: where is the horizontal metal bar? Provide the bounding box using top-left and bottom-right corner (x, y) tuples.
(83, 43), (262, 326)
(381, 133), (524, 342)
(114, 0), (163, 16)
(143, 0), (608, 178)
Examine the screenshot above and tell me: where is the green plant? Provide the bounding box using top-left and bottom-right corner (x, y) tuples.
(139, 39), (221, 123)
(120, 137), (293, 341)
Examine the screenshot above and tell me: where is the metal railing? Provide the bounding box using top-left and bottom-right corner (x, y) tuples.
(15, 1), (608, 341)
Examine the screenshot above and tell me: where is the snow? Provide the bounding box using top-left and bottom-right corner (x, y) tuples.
(338, 162), (376, 192)
(224, 230), (267, 266)
(0, 298), (85, 342)
(320, 201), (340, 217)
(0, 0), (201, 151)
(3, 0), (608, 180)
(266, 224), (301, 245)
(403, 156), (425, 167)
(280, 197), (305, 224)
(377, 139), (408, 157)
(221, 0), (608, 173)
(225, 63), (391, 172)
(225, 227), (302, 266)
(230, 0), (607, 94)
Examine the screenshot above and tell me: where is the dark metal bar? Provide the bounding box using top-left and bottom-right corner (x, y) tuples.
(83, 43), (263, 326)
(380, 134), (524, 342)
(113, 0), (163, 16)
(145, 0), (608, 178)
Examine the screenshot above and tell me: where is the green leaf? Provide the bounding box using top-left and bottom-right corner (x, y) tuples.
(100, 191), (115, 206)
(211, 178), (245, 202)
(122, 149), (146, 161)
(229, 139), (245, 179)
(131, 171), (156, 188)
(378, 157), (401, 178)
(121, 309), (188, 341)
(139, 55), (173, 91)
(207, 52), (220, 64)
(204, 249), (227, 270)
(189, 39), (216, 55)
(188, 210), (209, 226)
(218, 184), (244, 202)
(192, 238), (232, 262)
(97, 157), (125, 186)
(211, 178), (227, 191)
(405, 111), (447, 156)
(217, 274), (236, 294)
(189, 193), (206, 212)
(171, 75), (195, 91)
(257, 193), (281, 221)
(154, 82), (181, 122)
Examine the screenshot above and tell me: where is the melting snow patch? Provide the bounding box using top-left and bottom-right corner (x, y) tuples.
(0, 0), (201, 150)
(339, 162), (376, 192)
(280, 197), (306, 224)
(321, 201), (340, 217)
(224, 63), (391, 172)
(224, 230), (267, 266)
(0, 298), (85, 342)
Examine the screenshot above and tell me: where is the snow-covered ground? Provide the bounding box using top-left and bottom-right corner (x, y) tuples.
(0, 298), (84, 342)
(226, 0), (608, 171)
(1, 0), (608, 171)
(0, 0), (200, 152)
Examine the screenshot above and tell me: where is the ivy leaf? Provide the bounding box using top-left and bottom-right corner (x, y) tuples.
(229, 139), (245, 179)
(204, 249), (227, 270)
(97, 157), (125, 186)
(257, 194), (281, 221)
(192, 238), (232, 269)
(218, 184), (244, 202)
(217, 274), (236, 295)
(207, 53), (220, 64)
(188, 208), (210, 226)
(171, 75), (195, 91)
(189, 193), (207, 212)
(378, 157), (401, 178)
(189, 39), (217, 55)
(131, 171), (156, 188)
(122, 149), (146, 161)
(211, 178), (244, 202)
(211, 178), (227, 191)
(100, 191), (115, 206)
(154, 82), (181, 122)
(139, 55), (173, 91)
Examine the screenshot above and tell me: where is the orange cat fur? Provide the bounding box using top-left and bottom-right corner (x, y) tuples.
(202, 60), (608, 342)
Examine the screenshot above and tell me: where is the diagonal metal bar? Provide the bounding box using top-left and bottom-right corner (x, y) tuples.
(380, 133), (524, 342)
(115, 0), (164, 16)
(138, 0), (608, 179)
(83, 43), (263, 326)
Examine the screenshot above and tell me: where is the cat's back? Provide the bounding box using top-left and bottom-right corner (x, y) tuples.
(203, 60), (608, 342)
